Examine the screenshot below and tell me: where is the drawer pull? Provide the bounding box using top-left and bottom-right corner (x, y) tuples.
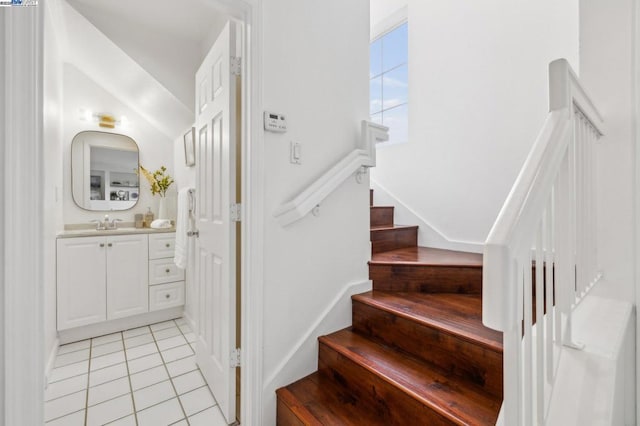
(165, 268), (171, 273)
(99, 243), (105, 247)
(107, 243), (112, 247)
(165, 294), (171, 299)
(165, 243), (171, 248)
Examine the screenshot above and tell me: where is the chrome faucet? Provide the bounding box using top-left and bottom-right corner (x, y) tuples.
(108, 218), (123, 230)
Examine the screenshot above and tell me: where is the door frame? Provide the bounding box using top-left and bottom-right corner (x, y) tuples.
(1, 0), (266, 424)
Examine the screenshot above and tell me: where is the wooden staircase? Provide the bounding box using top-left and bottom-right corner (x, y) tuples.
(276, 190), (503, 425)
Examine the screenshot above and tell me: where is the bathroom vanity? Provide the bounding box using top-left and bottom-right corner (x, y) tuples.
(56, 228), (185, 342)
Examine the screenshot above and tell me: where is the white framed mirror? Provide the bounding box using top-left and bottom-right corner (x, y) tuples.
(71, 131), (140, 211)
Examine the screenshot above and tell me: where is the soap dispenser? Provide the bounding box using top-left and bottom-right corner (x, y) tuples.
(144, 207), (154, 228)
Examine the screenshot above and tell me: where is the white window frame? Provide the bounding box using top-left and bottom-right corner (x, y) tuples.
(370, 6), (409, 147)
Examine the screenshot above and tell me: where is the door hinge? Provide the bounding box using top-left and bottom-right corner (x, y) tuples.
(230, 203), (242, 222)
(230, 348), (241, 367)
(230, 56), (241, 76)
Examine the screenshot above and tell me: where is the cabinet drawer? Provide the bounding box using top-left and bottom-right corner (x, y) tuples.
(149, 281), (185, 311)
(149, 259), (185, 285)
(149, 233), (176, 260)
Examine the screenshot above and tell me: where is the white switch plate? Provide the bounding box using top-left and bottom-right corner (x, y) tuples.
(290, 141), (301, 165)
(264, 111), (287, 132)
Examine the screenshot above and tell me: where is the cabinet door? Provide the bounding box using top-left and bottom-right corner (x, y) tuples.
(106, 234), (149, 320)
(57, 237), (107, 330)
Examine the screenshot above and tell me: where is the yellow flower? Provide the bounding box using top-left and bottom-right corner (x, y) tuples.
(139, 165), (174, 197)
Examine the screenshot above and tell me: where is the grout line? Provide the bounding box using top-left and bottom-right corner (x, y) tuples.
(84, 337), (93, 426)
(187, 402), (219, 421)
(45, 387), (88, 404)
(43, 407), (86, 424)
(121, 332), (140, 426)
(150, 319), (191, 425)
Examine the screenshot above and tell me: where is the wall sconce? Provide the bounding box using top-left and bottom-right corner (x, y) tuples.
(79, 109), (129, 129)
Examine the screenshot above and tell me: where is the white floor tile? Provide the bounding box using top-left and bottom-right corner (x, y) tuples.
(105, 414), (136, 425)
(124, 332), (154, 349)
(123, 326), (150, 339)
(50, 360), (89, 383)
(133, 379), (176, 411)
(92, 333), (123, 347)
(136, 397), (185, 426)
(86, 394), (133, 426)
(150, 320), (177, 332)
(91, 351), (126, 371)
(161, 344), (193, 363)
(166, 356), (197, 378)
(91, 340), (124, 358)
(157, 335), (187, 351)
(46, 374), (88, 401)
(45, 409), (85, 426)
(88, 377), (130, 407)
(182, 332), (196, 343)
(152, 326), (181, 341)
(188, 406), (228, 426)
(54, 348), (90, 367)
(57, 340), (91, 355)
(172, 370), (205, 395)
(126, 342), (158, 360)
(89, 362), (128, 387)
(130, 365), (169, 391)
(178, 324), (192, 334)
(174, 318), (188, 326)
(179, 386), (216, 416)
(127, 352), (163, 374)
(45, 389), (87, 422)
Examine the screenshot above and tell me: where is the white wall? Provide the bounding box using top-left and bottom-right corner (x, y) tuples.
(370, 0), (407, 34)
(0, 8), (5, 422)
(259, 0), (370, 423)
(370, 0), (580, 247)
(580, 0), (636, 304)
(43, 0), (65, 376)
(62, 63), (176, 226)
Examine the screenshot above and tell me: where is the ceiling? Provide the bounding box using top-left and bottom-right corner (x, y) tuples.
(66, 0), (229, 111)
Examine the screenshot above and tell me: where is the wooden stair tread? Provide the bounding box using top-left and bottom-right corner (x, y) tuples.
(320, 329), (502, 425)
(277, 372), (387, 425)
(371, 246), (482, 267)
(353, 291), (502, 352)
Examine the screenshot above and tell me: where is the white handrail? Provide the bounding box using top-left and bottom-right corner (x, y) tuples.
(273, 121), (388, 226)
(483, 59), (604, 425)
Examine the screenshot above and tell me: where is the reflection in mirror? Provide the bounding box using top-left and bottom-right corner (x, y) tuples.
(71, 131), (140, 211)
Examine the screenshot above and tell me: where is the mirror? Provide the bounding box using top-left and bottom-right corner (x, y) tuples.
(71, 131), (140, 211)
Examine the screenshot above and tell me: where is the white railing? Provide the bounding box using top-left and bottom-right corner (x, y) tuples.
(273, 121), (388, 226)
(483, 59), (604, 425)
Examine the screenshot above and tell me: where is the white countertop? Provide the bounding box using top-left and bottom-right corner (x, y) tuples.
(57, 227), (176, 238)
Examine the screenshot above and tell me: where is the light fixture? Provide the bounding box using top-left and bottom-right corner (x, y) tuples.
(78, 109), (130, 129)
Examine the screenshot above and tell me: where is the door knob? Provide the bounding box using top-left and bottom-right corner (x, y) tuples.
(166, 243), (170, 248)
(165, 269), (170, 273)
(165, 294), (170, 299)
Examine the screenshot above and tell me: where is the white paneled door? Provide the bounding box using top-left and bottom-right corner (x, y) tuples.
(194, 20), (239, 425)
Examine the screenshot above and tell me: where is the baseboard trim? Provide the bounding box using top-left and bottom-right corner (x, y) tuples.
(57, 307), (184, 344)
(44, 338), (60, 388)
(263, 279), (371, 391)
(370, 179), (483, 253)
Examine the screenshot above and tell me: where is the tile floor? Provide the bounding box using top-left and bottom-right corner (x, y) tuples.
(45, 318), (228, 425)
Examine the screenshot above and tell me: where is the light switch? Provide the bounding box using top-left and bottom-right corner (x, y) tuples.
(290, 141), (301, 165)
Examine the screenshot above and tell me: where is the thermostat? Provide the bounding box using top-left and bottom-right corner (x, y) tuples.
(264, 111), (287, 133)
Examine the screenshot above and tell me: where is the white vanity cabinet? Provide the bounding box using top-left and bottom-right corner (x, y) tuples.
(148, 233), (185, 311)
(56, 236), (107, 330)
(57, 234), (148, 330)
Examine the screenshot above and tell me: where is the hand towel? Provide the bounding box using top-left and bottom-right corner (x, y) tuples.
(174, 187), (191, 269)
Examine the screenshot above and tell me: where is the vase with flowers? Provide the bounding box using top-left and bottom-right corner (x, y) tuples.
(139, 165), (174, 220)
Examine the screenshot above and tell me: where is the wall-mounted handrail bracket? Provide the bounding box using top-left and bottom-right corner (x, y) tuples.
(273, 121), (388, 226)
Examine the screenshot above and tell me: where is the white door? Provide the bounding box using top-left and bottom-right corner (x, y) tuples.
(194, 20), (239, 424)
(106, 234), (149, 319)
(57, 236), (107, 330)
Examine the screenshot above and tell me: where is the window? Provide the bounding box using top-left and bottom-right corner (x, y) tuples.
(370, 22), (408, 144)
